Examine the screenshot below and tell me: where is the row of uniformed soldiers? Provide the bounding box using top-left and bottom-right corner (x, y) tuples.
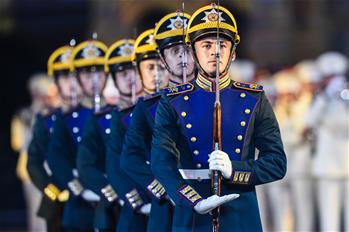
(27, 4), (287, 232)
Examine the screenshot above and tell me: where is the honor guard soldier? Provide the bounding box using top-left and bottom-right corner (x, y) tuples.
(106, 29), (168, 231)
(121, 11), (196, 231)
(76, 39), (142, 232)
(27, 45), (81, 232)
(47, 39), (109, 231)
(151, 4), (287, 231)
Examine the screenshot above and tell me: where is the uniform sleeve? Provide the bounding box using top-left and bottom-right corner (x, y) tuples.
(106, 111), (150, 211)
(77, 115), (109, 199)
(27, 116), (52, 190)
(229, 92), (287, 186)
(121, 101), (167, 201)
(47, 114), (76, 188)
(151, 95), (203, 209)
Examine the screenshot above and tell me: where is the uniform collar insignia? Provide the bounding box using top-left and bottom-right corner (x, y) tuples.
(196, 73), (231, 92)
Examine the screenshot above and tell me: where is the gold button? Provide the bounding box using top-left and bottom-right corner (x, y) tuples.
(237, 135), (243, 141)
(240, 121), (246, 127)
(193, 150), (199, 155)
(186, 123), (192, 129)
(196, 163), (202, 168)
(181, 112), (187, 117)
(244, 109), (251, 114)
(240, 93), (246, 98)
(235, 148), (241, 154)
(183, 95), (189, 101)
(191, 137), (197, 142)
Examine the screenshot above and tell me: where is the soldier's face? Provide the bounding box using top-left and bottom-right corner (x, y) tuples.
(115, 68), (143, 96)
(163, 44), (195, 80)
(78, 70), (107, 97)
(56, 74), (82, 102)
(139, 59), (168, 92)
(194, 37), (234, 76)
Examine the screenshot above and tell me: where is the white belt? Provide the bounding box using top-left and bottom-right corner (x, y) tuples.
(179, 169), (210, 180)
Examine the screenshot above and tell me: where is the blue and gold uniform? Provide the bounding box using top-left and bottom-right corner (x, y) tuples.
(27, 46), (73, 232)
(77, 39), (138, 232)
(47, 40), (108, 231)
(121, 12), (191, 232)
(106, 106), (149, 232)
(105, 36), (155, 231)
(151, 4), (287, 232)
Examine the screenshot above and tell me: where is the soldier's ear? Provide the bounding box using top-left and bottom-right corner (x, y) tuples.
(231, 51), (236, 61)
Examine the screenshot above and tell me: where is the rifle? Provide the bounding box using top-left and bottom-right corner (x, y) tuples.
(211, 2), (222, 232)
(181, 2), (187, 83)
(69, 38), (79, 108)
(91, 32), (101, 113)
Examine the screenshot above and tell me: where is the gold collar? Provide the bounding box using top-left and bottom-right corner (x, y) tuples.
(195, 73), (231, 92)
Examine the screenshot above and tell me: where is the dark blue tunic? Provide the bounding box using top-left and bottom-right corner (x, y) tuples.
(151, 80), (287, 232)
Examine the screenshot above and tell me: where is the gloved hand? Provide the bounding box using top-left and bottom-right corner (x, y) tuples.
(208, 150), (232, 179)
(194, 194), (239, 214)
(82, 189), (100, 202)
(68, 178), (84, 196)
(139, 203), (151, 215)
(44, 183), (61, 201)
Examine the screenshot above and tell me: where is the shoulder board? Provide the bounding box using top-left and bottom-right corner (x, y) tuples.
(232, 81), (263, 92)
(143, 92), (162, 101)
(163, 83), (194, 97)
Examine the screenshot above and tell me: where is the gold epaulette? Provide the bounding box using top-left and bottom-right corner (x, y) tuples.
(164, 83), (194, 96)
(232, 81), (263, 92)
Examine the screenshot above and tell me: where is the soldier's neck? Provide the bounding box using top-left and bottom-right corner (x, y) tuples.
(80, 95), (106, 110)
(195, 72), (231, 92)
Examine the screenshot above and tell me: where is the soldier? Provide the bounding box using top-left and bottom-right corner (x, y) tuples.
(106, 29), (168, 231)
(76, 39), (142, 232)
(11, 73), (59, 232)
(151, 4), (287, 231)
(47, 39), (109, 231)
(305, 52), (349, 231)
(121, 11), (195, 231)
(27, 45), (81, 232)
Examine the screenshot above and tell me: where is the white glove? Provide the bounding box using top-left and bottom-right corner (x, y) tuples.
(208, 150), (232, 179)
(194, 194), (239, 214)
(139, 203), (151, 215)
(82, 189), (100, 202)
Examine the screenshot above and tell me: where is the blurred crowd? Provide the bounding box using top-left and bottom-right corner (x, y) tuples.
(230, 52), (348, 231)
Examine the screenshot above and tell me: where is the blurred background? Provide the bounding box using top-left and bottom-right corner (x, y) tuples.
(1, 0), (348, 231)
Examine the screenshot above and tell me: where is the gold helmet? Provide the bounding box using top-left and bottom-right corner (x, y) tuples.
(133, 28), (159, 65)
(186, 4), (240, 46)
(47, 46), (73, 76)
(71, 40), (108, 72)
(154, 12), (191, 51)
(105, 39), (135, 73)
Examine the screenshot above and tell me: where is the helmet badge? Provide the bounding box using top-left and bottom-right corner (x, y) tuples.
(82, 42), (101, 59)
(118, 43), (133, 56)
(202, 8), (225, 22)
(60, 49), (72, 62)
(167, 15), (187, 30)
